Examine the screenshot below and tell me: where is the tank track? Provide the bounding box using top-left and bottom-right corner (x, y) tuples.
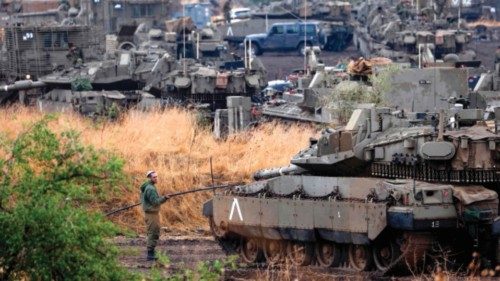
(210, 211), (433, 274)
(209, 216), (239, 255)
(371, 163), (500, 183)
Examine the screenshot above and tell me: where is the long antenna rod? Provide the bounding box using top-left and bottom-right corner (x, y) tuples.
(458, 0), (462, 29)
(183, 5), (186, 60)
(105, 182), (241, 217)
(303, 0), (307, 74)
(210, 157), (215, 195)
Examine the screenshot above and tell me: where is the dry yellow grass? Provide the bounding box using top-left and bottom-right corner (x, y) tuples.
(0, 106), (316, 233)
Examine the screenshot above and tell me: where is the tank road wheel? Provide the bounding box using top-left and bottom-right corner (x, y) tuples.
(208, 217), (239, 254)
(209, 217), (227, 238)
(373, 240), (401, 271)
(263, 240), (286, 264)
(348, 244), (372, 271)
(315, 242), (342, 267)
(286, 241), (314, 266)
(240, 238), (263, 264)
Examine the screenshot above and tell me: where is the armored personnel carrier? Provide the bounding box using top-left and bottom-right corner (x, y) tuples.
(352, 1), (477, 64)
(203, 98), (500, 271)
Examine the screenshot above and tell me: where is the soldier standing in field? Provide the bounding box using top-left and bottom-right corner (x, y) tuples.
(140, 171), (169, 261)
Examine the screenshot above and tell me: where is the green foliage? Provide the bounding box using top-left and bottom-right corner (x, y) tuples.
(0, 116), (133, 281)
(322, 65), (401, 124)
(322, 82), (377, 124)
(148, 254), (239, 281)
(194, 109), (212, 130)
(71, 77), (93, 92)
(369, 64), (402, 104)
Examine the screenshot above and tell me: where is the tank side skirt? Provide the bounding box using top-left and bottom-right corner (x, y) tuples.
(213, 195), (387, 243)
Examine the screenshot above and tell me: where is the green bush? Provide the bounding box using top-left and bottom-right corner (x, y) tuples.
(148, 254), (239, 281)
(0, 116), (133, 281)
(71, 77), (93, 92)
(0, 116), (240, 280)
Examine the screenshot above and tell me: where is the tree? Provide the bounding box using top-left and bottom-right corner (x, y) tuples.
(0, 116), (133, 281)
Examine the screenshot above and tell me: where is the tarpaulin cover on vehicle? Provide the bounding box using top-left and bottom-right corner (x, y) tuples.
(453, 186), (498, 205)
(347, 57), (392, 75)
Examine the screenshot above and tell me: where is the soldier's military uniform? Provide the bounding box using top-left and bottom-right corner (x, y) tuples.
(67, 46), (83, 65)
(140, 172), (168, 261)
(496, 46), (500, 64)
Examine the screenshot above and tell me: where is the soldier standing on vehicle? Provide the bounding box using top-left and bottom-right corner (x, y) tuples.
(66, 42), (84, 66)
(140, 171), (169, 261)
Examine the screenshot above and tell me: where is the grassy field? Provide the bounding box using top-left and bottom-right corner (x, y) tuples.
(0, 106), (315, 233)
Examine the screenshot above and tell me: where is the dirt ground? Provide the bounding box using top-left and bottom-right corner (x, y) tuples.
(116, 235), (396, 280)
(117, 235), (498, 281)
(257, 34), (500, 81)
(254, 45), (360, 81)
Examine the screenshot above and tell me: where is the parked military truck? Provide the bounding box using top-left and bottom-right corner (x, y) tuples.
(204, 97), (500, 271)
(223, 19), (353, 52)
(218, 1), (353, 52)
(245, 21), (322, 56)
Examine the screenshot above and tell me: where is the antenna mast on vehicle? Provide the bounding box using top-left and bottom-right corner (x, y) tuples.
(303, 0), (307, 74)
(182, 4), (187, 76)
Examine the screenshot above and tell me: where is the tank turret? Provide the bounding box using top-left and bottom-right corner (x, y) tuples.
(288, 105), (500, 184)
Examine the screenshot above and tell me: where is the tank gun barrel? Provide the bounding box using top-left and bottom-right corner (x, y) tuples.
(1, 80), (46, 92)
(253, 164), (306, 181)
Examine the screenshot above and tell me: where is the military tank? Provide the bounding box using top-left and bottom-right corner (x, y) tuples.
(148, 54), (267, 111)
(203, 98), (500, 271)
(0, 48), (170, 116)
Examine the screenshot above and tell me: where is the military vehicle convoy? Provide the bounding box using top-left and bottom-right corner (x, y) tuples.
(0, 14), (267, 114)
(203, 91), (500, 271)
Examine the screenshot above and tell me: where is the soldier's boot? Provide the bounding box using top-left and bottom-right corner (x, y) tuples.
(146, 248), (157, 261)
